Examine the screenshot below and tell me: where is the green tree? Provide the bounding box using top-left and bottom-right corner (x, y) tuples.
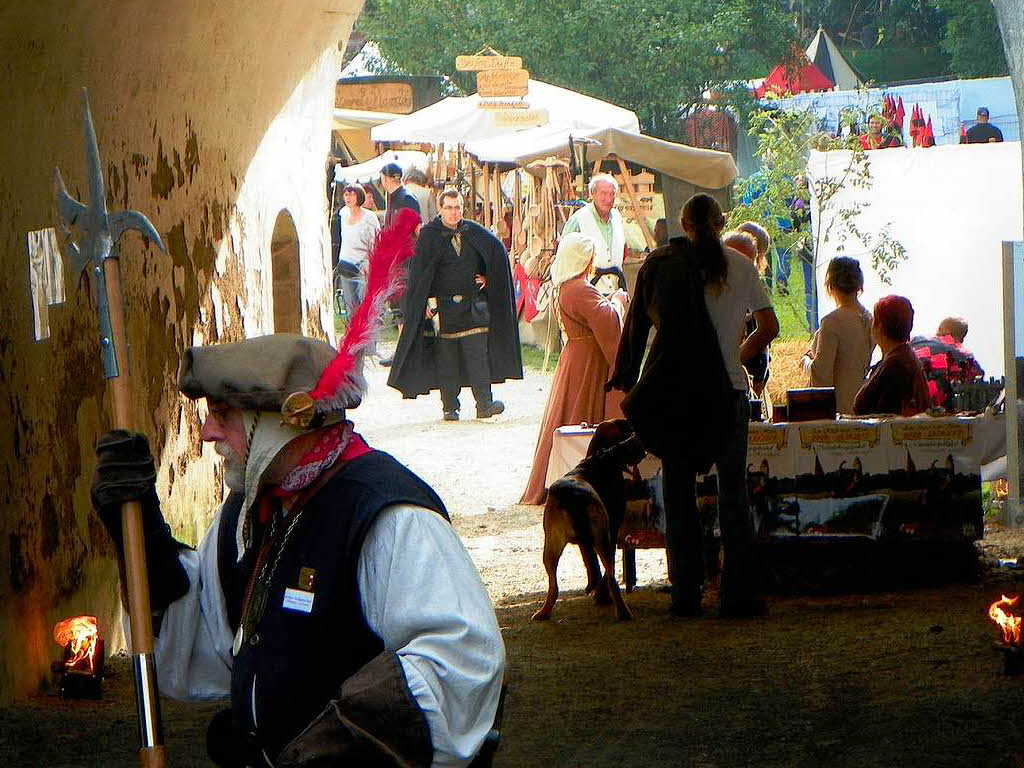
(728, 107), (907, 331)
(935, 0), (1009, 77)
(357, 0), (799, 138)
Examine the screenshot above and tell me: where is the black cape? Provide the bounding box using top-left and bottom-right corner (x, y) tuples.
(388, 216), (523, 398)
(608, 237), (732, 471)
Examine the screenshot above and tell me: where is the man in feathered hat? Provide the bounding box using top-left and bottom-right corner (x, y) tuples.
(90, 214), (505, 767)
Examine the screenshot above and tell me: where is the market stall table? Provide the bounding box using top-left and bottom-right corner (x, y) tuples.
(546, 415), (1006, 590)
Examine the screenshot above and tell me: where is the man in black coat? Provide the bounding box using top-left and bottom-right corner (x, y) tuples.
(377, 162), (422, 366)
(388, 188), (523, 420)
(380, 162), (420, 227)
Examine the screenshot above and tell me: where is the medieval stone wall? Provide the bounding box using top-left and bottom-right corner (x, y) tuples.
(0, 1), (361, 702)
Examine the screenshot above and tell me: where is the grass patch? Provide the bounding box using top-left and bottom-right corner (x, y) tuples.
(771, 248), (816, 343)
(521, 342), (560, 372)
(334, 311), (399, 344)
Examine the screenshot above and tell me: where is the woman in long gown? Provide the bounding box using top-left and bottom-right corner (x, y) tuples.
(520, 233), (628, 504)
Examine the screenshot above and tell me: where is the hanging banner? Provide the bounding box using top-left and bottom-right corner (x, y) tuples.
(456, 55), (523, 71)
(335, 82), (414, 113)
(477, 68), (529, 98)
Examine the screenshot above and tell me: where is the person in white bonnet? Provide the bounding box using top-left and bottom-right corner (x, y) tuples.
(520, 233), (629, 504)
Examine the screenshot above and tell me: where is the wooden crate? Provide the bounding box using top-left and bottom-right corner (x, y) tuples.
(613, 169), (655, 215)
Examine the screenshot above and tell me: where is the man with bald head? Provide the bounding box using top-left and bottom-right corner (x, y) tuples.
(911, 316), (985, 411)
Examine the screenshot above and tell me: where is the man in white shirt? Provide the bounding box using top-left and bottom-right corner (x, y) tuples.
(561, 173), (627, 295)
(90, 333), (505, 768)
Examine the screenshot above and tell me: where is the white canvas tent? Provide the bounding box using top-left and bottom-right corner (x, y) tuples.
(464, 125), (738, 190)
(808, 142), (1023, 377)
(805, 27), (863, 91)
(370, 79), (640, 145)
(332, 150), (429, 184)
(332, 107), (397, 131)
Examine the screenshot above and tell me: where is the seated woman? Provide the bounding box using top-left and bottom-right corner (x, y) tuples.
(521, 234), (628, 504)
(853, 295), (930, 417)
(723, 230), (770, 396)
(801, 257), (874, 414)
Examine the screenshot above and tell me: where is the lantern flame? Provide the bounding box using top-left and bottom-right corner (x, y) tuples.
(988, 595), (1022, 646)
(53, 615), (100, 670)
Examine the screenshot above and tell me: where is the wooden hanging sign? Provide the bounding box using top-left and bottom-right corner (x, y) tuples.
(456, 54), (523, 71)
(491, 108), (549, 128)
(478, 99), (530, 110)
(477, 68), (529, 98)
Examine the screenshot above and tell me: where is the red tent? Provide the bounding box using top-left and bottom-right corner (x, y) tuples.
(755, 56), (834, 98)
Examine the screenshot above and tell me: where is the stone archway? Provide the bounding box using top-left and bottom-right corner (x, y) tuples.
(0, 0), (362, 703)
(271, 209), (302, 334)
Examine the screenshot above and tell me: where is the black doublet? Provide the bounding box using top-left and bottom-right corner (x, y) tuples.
(217, 451), (447, 761)
(432, 230), (486, 333)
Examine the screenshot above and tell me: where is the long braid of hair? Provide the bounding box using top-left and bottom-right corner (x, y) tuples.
(682, 194), (728, 288)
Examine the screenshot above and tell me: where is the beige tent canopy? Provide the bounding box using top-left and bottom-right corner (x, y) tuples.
(464, 125), (738, 190)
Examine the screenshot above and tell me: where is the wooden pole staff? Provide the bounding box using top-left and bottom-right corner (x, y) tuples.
(51, 88), (168, 767)
(613, 155), (656, 250)
(105, 259), (167, 768)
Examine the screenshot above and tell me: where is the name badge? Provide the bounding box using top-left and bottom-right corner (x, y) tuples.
(282, 587), (314, 614)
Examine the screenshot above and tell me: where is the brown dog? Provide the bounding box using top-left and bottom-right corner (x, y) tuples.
(532, 419), (647, 621)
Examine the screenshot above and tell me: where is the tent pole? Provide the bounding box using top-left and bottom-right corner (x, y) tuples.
(513, 169), (522, 261)
(483, 163), (492, 228)
(613, 155), (656, 250)
(493, 168), (502, 236)
(469, 156), (479, 222)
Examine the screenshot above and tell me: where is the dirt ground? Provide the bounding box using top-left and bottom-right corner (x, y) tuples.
(5, 343), (1024, 767)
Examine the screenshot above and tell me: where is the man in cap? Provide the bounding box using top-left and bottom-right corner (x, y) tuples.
(966, 107), (1003, 143)
(377, 162), (422, 366)
(388, 188), (522, 421)
(381, 162), (421, 229)
(90, 333), (505, 767)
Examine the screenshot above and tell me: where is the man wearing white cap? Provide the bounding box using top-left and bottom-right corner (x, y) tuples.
(91, 326), (504, 765)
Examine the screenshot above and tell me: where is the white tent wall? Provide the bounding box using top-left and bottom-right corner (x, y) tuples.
(772, 76), (1019, 146)
(808, 142), (1024, 378)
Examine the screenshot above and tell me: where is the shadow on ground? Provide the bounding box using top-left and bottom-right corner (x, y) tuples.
(6, 550), (1024, 768)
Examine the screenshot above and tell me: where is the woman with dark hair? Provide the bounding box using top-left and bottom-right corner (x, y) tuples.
(609, 194), (779, 618)
(337, 183), (381, 316)
(853, 295), (930, 416)
(801, 256), (874, 413)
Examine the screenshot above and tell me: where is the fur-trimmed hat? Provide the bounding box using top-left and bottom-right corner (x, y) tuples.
(177, 333), (359, 422)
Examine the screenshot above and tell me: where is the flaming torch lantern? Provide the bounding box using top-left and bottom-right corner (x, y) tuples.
(988, 595), (1024, 675)
(52, 615), (104, 699)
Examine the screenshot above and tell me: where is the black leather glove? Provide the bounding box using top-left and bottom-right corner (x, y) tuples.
(92, 430), (160, 544)
(276, 652), (433, 768)
(91, 429), (190, 611)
